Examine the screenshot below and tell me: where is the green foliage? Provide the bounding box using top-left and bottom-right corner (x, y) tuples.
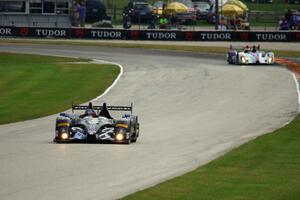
(241, 0), (300, 12)
(105, 0), (300, 26)
(107, 0), (299, 12)
(240, 0), (299, 24)
(0, 53), (119, 124)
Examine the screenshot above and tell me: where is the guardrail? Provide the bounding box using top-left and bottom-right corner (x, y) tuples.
(0, 26), (299, 42)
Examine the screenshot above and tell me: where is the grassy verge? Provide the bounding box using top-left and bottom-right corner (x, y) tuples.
(241, 0), (299, 12)
(0, 52), (119, 124)
(123, 113), (300, 200)
(106, 0), (300, 13)
(1, 39), (300, 58)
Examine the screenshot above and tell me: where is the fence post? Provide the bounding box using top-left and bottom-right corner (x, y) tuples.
(215, 0), (219, 30)
(113, 6), (116, 20)
(255, 12), (258, 23)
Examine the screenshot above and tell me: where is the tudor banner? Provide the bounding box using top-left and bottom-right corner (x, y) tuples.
(0, 26), (16, 36)
(0, 26), (299, 42)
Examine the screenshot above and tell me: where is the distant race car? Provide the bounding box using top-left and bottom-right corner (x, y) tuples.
(53, 102), (139, 144)
(227, 45), (275, 65)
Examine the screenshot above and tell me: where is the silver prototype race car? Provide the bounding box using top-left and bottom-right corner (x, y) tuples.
(53, 102), (139, 144)
(227, 45), (275, 65)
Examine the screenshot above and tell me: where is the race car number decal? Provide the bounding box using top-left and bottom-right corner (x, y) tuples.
(98, 127), (114, 140)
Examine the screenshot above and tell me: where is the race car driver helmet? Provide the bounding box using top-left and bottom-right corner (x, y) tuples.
(244, 45), (250, 52)
(85, 109), (96, 117)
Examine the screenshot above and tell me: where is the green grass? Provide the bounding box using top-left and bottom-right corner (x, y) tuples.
(240, 0), (300, 24)
(249, 21), (278, 26)
(1, 39), (300, 58)
(122, 113), (300, 200)
(241, 0), (300, 12)
(0, 53), (119, 124)
(106, 0), (300, 13)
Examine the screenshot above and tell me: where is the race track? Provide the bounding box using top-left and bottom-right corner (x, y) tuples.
(0, 44), (298, 200)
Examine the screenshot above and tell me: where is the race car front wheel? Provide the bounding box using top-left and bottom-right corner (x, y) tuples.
(124, 138), (131, 144)
(131, 138), (137, 143)
(130, 123), (139, 143)
(240, 56), (246, 64)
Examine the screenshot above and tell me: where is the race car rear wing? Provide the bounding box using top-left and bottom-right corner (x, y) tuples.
(230, 44), (261, 50)
(72, 102), (133, 114)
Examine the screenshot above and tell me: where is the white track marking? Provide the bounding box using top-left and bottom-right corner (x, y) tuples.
(291, 72), (300, 112)
(90, 59), (123, 101)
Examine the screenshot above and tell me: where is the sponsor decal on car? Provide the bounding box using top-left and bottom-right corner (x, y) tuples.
(57, 123), (70, 127)
(116, 124), (128, 128)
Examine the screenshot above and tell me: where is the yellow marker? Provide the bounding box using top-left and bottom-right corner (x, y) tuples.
(57, 123), (70, 127)
(116, 124), (128, 128)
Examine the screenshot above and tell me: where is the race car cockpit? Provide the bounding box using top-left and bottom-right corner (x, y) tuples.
(80, 102), (97, 118)
(83, 109), (97, 117)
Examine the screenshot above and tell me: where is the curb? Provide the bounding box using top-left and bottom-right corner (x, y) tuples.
(276, 58), (300, 108)
(276, 58), (300, 80)
(90, 59), (123, 102)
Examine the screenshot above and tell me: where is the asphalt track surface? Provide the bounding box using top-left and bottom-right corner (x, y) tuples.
(0, 43), (299, 200)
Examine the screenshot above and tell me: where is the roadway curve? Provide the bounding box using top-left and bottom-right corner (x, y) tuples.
(0, 44), (298, 200)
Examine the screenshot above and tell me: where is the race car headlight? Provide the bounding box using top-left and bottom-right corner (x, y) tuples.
(61, 133), (69, 140)
(241, 57), (246, 63)
(268, 57), (273, 63)
(116, 133), (124, 141)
